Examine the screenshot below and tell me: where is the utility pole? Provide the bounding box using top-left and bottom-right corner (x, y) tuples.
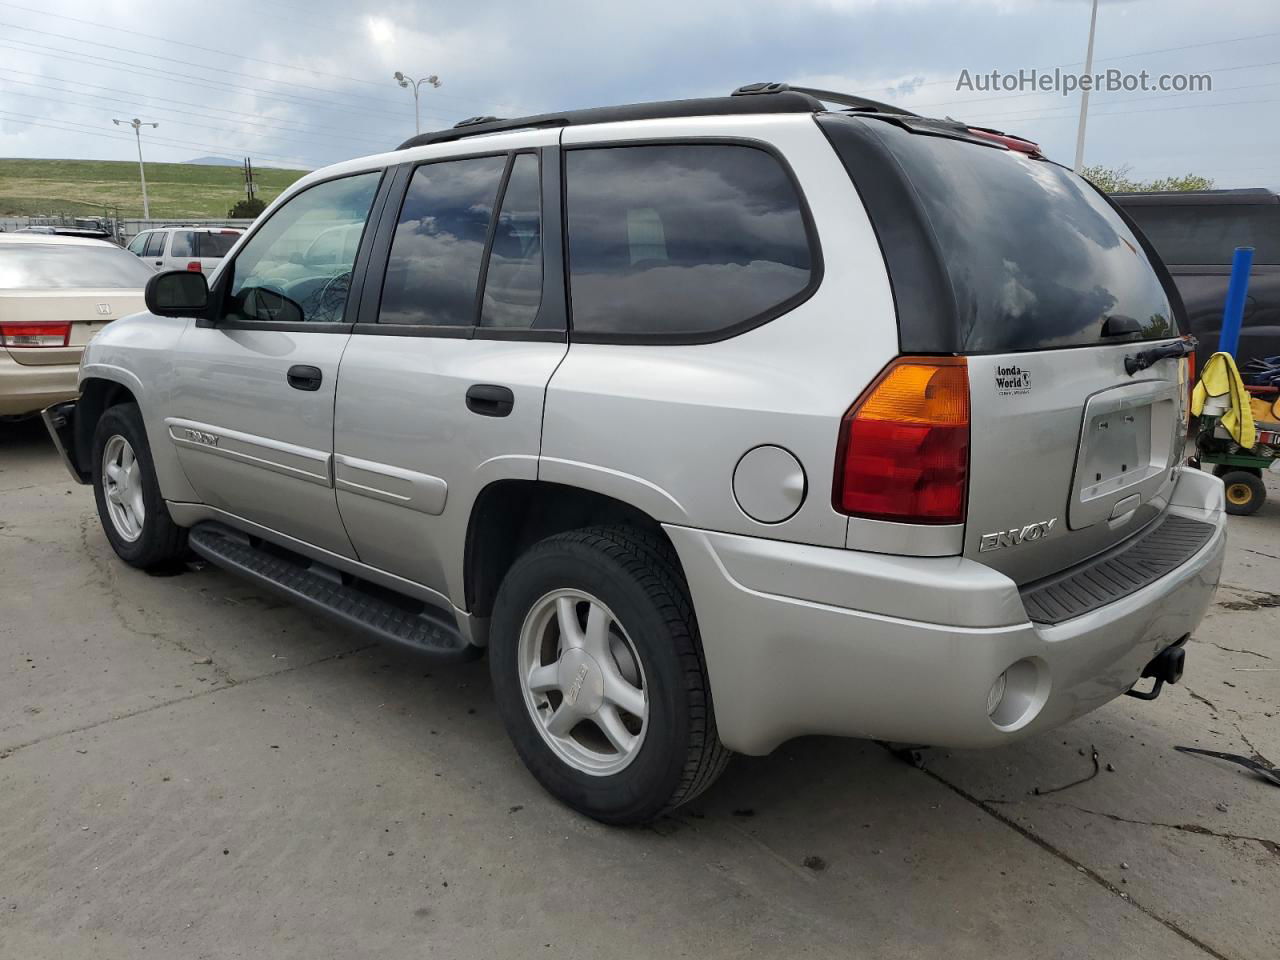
(1073, 0), (1100, 173)
(243, 156), (257, 203)
(393, 71), (442, 135)
(112, 117), (159, 219)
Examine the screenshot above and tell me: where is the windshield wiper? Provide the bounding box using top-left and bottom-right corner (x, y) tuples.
(1124, 337), (1197, 376)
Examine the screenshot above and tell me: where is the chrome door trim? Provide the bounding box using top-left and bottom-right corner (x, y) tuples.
(165, 417), (332, 487)
(334, 454), (448, 515)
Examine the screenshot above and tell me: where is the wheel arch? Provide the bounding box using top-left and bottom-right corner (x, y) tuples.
(464, 480), (683, 620)
(75, 375), (140, 471)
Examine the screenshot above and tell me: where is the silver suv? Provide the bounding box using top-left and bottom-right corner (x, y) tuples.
(44, 85), (1227, 824)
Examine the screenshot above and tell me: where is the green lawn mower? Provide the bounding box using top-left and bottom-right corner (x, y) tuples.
(1193, 384), (1280, 516)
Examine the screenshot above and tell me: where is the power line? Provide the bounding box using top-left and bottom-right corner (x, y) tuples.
(0, 1), (505, 114)
(0, 37), (451, 126)
(0, 86), (386, 156)
(906, 59), (1280, 113)
(849, 29), (1280, 97)
(970, 96), (1280, 126)
(0, 20), (458, 121)
(0, 70), (392, 149)
(0, 108), (313, 166)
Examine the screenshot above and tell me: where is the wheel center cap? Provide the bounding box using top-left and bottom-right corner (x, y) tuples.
(558, 648), (604, 715)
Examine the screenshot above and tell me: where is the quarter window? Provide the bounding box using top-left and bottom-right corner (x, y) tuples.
(378, 155), (507, 326)
(565, 144), (816, 339)
(226, 171), (381, 325)
(169, 231), (194, 258)
(480, 153), (542, 328)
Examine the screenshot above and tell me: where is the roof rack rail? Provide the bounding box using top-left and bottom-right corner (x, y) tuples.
(396, 83), (912, 150)
(732, 82), (917, 117)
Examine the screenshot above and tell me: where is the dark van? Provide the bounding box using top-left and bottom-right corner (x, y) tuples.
(1114, 188), (1280, 371)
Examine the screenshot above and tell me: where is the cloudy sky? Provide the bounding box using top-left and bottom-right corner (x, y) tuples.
(0, 0), (1276, 186)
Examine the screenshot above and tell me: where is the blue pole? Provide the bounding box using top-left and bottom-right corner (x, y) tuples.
(1217, 245), (1254, 357)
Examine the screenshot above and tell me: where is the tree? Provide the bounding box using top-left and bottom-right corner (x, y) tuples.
(1081, 163), (1214, 194)
(227, 197), (266, 218)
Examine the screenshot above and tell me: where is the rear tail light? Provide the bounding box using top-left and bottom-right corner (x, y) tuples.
(833, 356), (970, 524)
(0, 322), (72, 348)
(186, 261), (203, 272)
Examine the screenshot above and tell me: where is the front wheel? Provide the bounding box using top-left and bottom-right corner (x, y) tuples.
(489, 526), (729, 824)
(91, 403), (188, 568)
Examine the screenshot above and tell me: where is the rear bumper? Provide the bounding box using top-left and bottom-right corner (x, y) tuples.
(0, 351), (80, 416)
(666, 467), (1226, 756)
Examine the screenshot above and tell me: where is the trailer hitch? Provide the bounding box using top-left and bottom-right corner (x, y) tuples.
(1125, 635), (1188, 700)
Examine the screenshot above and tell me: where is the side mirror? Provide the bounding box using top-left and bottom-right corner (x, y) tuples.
(146, 270), (209, 317)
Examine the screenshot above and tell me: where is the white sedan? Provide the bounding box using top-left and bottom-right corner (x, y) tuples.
(0, 234), (154, 418)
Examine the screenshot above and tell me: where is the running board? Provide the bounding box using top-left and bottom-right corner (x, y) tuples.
(188, 522), (479, 662)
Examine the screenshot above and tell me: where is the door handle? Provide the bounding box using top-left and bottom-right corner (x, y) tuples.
(287, 364), (323, 391)
(465, 384), (514, 417)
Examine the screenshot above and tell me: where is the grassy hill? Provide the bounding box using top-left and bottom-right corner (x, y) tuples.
(0, 158), (309, 219)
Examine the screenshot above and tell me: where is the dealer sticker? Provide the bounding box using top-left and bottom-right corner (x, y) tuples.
(994, 364), (1032, 396)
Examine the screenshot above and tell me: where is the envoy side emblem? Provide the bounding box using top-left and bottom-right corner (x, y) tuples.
(979, 518), (1057, 552)
(96, 303), (112, 316)
(181, 427), (220, 448)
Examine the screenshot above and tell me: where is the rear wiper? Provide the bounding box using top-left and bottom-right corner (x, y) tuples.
(1124, 337), (1197, 376)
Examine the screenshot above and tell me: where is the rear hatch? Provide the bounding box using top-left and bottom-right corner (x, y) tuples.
(194, 230), (242, 274)
(819, 113), (1189, 584)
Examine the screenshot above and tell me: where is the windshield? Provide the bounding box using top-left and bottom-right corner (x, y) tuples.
(823, 116), (1177, 353)
(0, 243), (155, 290)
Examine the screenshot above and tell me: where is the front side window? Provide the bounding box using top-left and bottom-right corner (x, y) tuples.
(378, 155), (507, 326)
(226, 171), (381, 324)
(565, 144), (816, 339)
(126, 233), (148, 255)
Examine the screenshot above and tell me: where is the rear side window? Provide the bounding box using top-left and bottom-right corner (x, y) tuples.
(565, 144), (816, 340)
(378, 155), (507, 326)
(1123, 204), (1279, 266)
(169, 231), (193, 258)
(197, 232), (239, 259)
(143, 232), (166, 258)
(480, 153), (542, 329)
(820, 116), (1177, 353)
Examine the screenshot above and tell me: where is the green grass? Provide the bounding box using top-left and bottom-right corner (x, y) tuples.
(0, 158), (309, 219)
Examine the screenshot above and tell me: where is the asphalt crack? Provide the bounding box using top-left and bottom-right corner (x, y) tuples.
(1039, 801), (1280, 862)
(0, 642), (375, 761)
(904, 755), (1233, 960)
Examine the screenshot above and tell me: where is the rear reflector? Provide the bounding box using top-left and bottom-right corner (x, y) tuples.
(0, 322), (72, 348)
(833, 357), (970, 524)
(186, 261), (203, 272)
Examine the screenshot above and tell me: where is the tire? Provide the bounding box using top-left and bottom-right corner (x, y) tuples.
(91, 403), (188, 568)
(1213, 463), (1262, 478)
(489, 525), (730, 825)
(1220, 470), (1266, 516)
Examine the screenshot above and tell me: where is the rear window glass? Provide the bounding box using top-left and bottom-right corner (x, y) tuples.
(0, 243), (156, 289)
(565, 144), (815, 339)
(197, 232), (239, 258)
(836, 119), (1176, 353)
(1122, 204), (1279, 266)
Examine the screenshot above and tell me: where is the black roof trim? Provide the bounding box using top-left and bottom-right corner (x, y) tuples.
(396, 91), (826, 149)
(1112, 188), (1278, 207)
(732, 82), (918, 117)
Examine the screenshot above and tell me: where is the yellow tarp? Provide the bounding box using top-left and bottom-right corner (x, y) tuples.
(1191, 352), (1256, 449)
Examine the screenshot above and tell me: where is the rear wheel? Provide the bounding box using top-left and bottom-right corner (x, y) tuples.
(1221, 470), (1266, 516)
(489, 526), (730, 824)
(92, 404), (188, 568)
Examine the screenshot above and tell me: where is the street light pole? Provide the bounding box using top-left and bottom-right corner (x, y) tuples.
(113, 117), (159, 219)
(1073, 0), (1100, 173)
(393, 71), (442, 135)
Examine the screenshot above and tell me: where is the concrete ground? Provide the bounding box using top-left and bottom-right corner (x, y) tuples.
(1, 417), (1276, 960)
